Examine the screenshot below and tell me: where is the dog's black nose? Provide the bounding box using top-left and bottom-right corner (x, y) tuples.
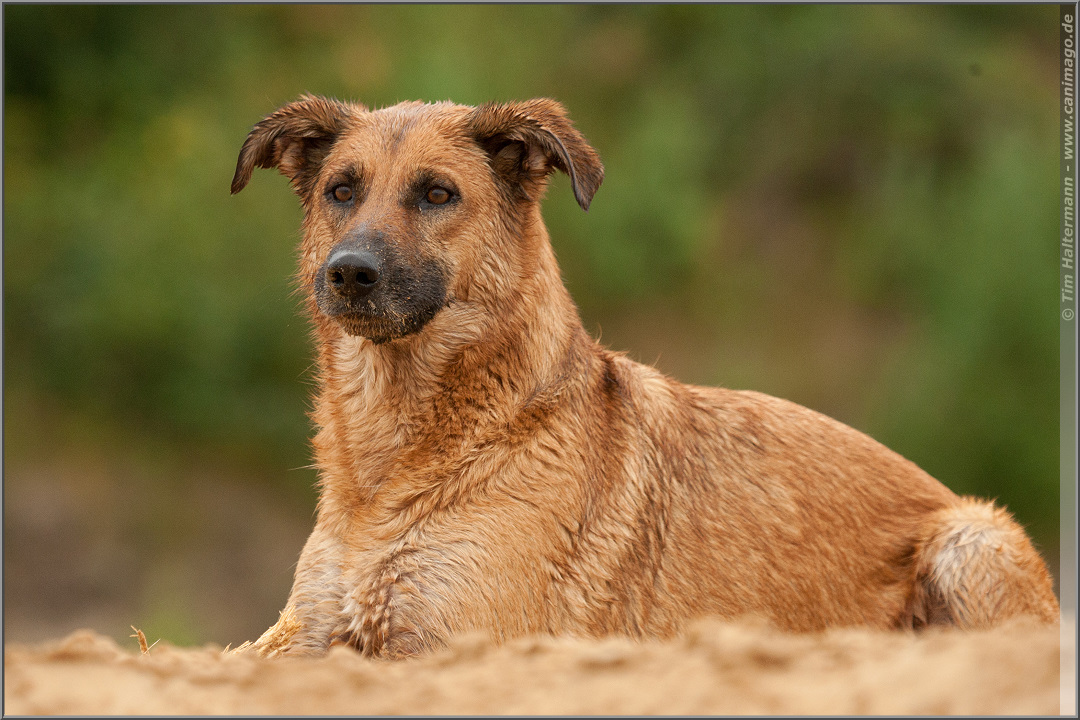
(326, 249), (381, 299)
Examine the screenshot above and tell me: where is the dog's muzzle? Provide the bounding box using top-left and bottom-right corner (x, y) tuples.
(313, 235), (449, 343)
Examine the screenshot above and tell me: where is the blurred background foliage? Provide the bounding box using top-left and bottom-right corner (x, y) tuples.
(3, 4), (1063, 648)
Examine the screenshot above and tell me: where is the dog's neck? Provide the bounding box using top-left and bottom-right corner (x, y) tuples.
(308, 213), (591, 512)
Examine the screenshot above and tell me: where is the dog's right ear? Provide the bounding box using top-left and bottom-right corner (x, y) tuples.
(231, 95), (357, 197)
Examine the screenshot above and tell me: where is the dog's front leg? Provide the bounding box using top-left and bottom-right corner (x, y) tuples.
(234, 521), (351, 657)
(338, 562), (448, 660)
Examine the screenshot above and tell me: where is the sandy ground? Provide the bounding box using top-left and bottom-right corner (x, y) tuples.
(3, 617), (1070, 716)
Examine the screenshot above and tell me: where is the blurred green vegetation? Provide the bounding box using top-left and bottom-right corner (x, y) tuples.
(3, 5), (1063, 642)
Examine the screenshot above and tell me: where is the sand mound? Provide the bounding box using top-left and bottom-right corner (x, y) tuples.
(3, 617), (1066, 715)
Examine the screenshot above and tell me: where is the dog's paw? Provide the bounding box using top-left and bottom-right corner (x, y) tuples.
(229, 605), (306, 659)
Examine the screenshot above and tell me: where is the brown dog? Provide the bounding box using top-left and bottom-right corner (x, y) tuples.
(229, 96), (1059, 659)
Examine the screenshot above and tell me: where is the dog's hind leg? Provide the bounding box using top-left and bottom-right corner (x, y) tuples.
(909, 497), (1059, 628)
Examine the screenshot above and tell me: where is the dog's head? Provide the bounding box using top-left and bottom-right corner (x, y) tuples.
(231, 96), (603, 344)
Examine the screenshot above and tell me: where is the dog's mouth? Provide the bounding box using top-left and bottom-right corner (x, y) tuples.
(328, 308), (438, 344)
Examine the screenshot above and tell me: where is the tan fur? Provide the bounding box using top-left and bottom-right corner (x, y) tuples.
(230, 96), (1059, 659)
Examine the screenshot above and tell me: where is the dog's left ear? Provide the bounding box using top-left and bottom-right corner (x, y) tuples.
(467, 99), (604, 211)
(231, 94), (358, 197)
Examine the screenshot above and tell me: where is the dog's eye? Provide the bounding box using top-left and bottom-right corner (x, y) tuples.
(332, 185), (353, 203)
(425, 187), (452, 205)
